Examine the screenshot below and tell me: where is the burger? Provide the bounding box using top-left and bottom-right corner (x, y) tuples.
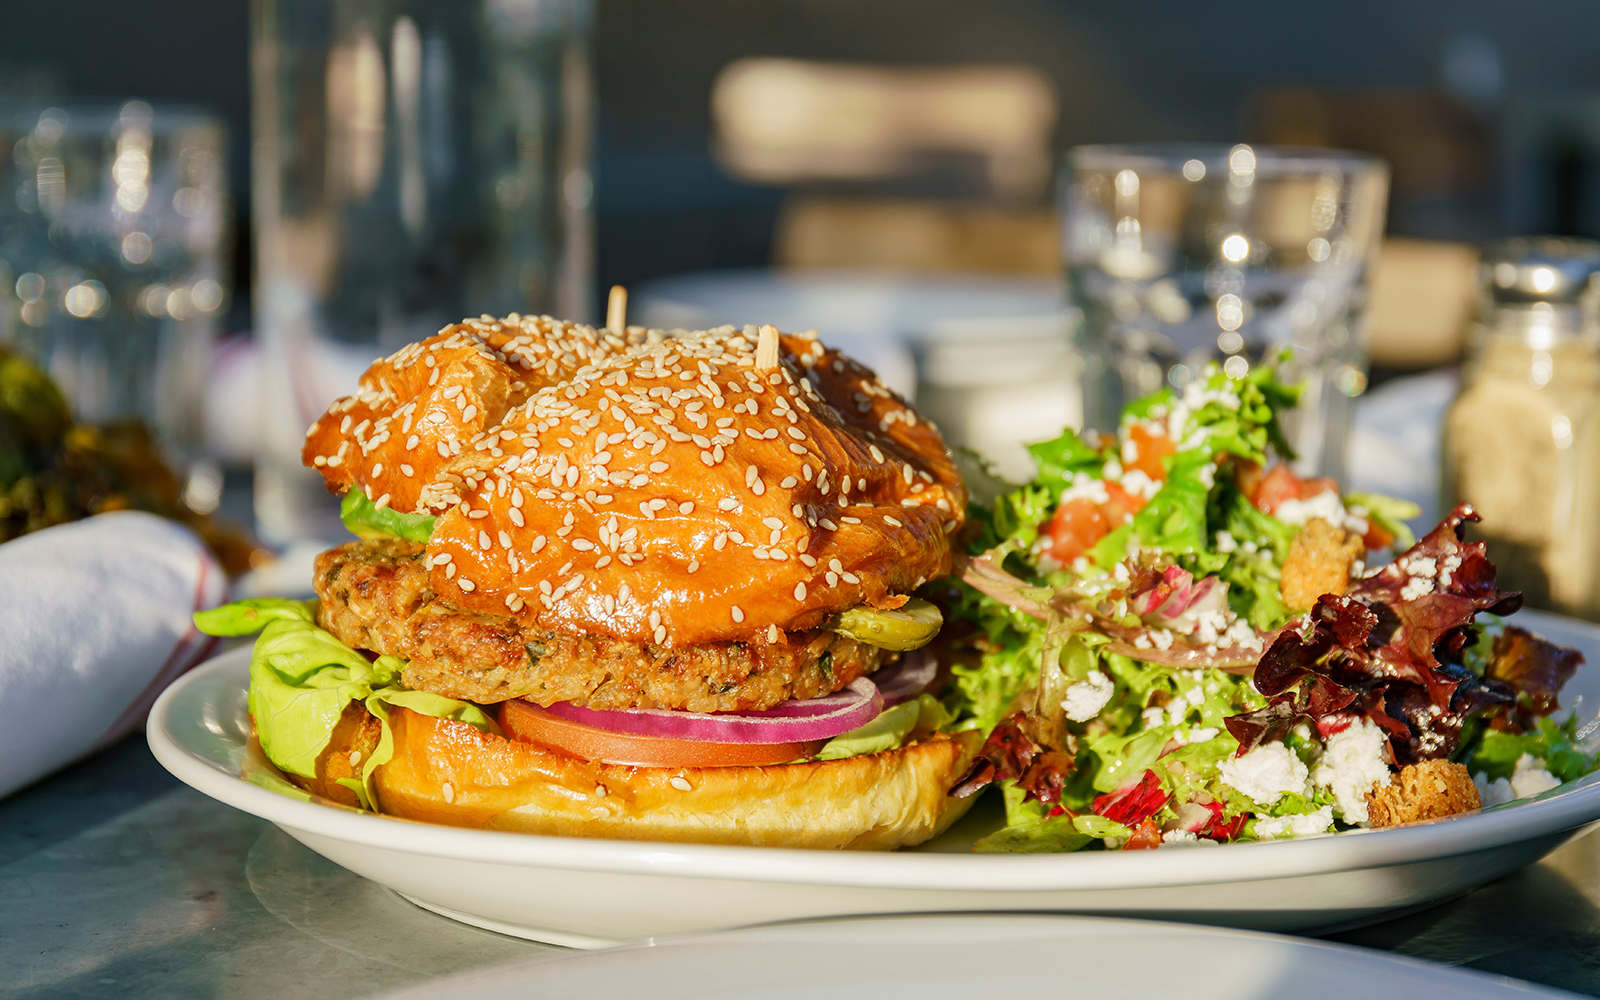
(199, 313), (981, 850)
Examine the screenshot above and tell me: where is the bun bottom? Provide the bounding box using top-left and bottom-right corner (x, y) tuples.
(284, 705), (982, 851)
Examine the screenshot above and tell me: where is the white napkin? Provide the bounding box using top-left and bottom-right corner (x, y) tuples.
(0, 510), (228, 798)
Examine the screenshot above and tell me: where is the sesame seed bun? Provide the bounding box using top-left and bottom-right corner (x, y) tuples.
(304, 316), (966, 647)
(291, 704), (982, 850)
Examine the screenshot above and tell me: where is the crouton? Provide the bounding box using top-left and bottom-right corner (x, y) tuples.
(1365, 759), (1481, 828)
(1279, 516), (1365, 610)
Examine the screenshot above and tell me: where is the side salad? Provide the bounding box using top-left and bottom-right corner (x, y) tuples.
(944, 362), (1597, 852)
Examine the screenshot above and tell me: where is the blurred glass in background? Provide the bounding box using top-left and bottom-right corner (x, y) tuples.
(0, 101), (229, 483)
(1064, 143), (1388, 483)
(251, 0), (594, 544)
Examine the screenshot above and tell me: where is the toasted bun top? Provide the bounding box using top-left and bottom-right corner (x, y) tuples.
(303, 315), (661, 514)
(304, 316), (966, 647)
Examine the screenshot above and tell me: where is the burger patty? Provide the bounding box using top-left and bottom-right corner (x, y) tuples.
(313, 538), (895, 712)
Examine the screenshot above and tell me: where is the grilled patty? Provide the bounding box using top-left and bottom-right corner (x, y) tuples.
(313, 538), (894, 712)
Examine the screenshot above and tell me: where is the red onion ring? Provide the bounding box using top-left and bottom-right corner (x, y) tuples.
(871, 651), (939, 707)
(537, 678), (883, 744)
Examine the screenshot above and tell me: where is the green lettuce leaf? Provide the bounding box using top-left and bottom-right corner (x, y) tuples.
(815, 696), (941, 761)
(197, 599), (498, 797)
(1344, 491), (1421, 550)
(340, 487), (436, 542)
(1026, 429), (1104, 495)
(1467, 714), (1598, 783)
(193, 598), (315, 636)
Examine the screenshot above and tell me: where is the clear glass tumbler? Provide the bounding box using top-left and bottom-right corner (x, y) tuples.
(0, 101), (230, 467)
(1063, 144), (1388, 482)
(251, 0), (594, 544)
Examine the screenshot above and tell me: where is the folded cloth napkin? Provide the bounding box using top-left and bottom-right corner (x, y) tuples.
(0, 510), (227, 799)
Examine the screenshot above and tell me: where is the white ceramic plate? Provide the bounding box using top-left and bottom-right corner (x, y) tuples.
(148, 609), (1600, 949)
(371, 914), (1579, 1000)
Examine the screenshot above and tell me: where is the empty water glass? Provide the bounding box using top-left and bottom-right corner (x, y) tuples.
(0, 101), (229, 466)
(1063, 144), (1388, 481)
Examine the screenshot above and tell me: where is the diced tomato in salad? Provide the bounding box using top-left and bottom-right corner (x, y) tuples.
(1123, 423), (1177, 482)
(1247, 463), (1338, 516)
(1039, 498), (1110, 566)
(1241, 462), (1393, 550)
(1037, 426), (1176, 567)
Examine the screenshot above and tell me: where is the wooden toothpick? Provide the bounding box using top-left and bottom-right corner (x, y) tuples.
(755, 324), (780, 370)
(606, 285), (628, 333)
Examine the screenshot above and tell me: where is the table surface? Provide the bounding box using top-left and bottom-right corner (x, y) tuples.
(3, 736), (1600, 999)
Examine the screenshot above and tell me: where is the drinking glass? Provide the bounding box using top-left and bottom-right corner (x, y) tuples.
(0, 101), (229, 467)
(1063, 144), (1388, 481)
(251, 0), (594, 544)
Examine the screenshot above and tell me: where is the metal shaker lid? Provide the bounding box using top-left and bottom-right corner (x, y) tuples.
(1479, 236), (1600, 306)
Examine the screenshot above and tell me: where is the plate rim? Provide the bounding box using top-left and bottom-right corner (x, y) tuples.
(371, 912), (1583, 1000)
(147, 609), (1600, 894)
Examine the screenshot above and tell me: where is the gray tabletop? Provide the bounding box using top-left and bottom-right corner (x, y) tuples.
(3, 736), (1599, 999)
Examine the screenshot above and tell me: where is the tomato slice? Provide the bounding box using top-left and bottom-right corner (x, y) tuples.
(1123, 423), (1176, 482)
(1250, 463), (1338, 515)
(1040, 497), (1110, 566)
(1360, 519), (1394, 551)
(1101, 480), (1145, 522)
(498, 699), (827, 768)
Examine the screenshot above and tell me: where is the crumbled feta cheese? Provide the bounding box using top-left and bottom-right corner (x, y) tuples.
(1182, 381), (1240, 412)
(1142, 705), (1166, 728)
(1272, 489), (1347, 528)
(1312, 719), (1393, 825)
(1509, 755), (1562, 798)
(1474, 773), (1513, 807)
(1159, 829), (1220, 848)
(1187, 726), (1220, 743)
(1196, 461), (1216, 489)
(1059, 477), (1111, 506)
(1219, 742), (1310, 807)
(1150, 628), (1174, 650)
(1400, 575), (1432, 601)
(1474, 753), (1562, 806)
(1121, 469), (1161, 500)
(1508, 754), (1560, 798)
(1061, 670), (1116, 723)
(1253, 805), (1335, 840)
(1226, 618), (1263, 652)
(1214, 530), (1237, 553)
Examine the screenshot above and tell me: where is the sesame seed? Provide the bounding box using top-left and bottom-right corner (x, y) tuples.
(459, 578), (476, 592)
(478, 531), (492, 549)
(731, 606), (744, 622)
(650, 461), (669, 473)
(884, 516), (903, 527)
(679, 501), (694, 513)
(718, 497), (740, 511)
(780, 476), (797, 488)
(654, 625), (667, 643)
(794, 582), (807, 600)
(443, 782), (455, 803)
(669, 776), (692, 792)
(530, 535), (547, 553)
(499, 530), (513, 547)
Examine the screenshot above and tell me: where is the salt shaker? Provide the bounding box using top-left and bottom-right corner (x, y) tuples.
(1442, 237), (1600, 618)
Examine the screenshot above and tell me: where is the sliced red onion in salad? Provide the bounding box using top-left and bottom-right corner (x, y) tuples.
(537, 677), (884, 744)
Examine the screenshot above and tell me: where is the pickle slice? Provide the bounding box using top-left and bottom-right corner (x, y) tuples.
(829, 598), (942, 650)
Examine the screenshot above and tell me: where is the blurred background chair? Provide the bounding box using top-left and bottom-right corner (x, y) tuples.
(712, 58), (1059, 275)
